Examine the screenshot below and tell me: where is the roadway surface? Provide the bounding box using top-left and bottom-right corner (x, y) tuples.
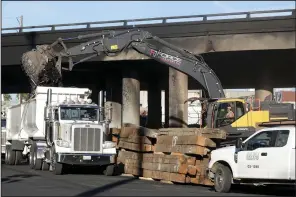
(2, 163), (295, 196)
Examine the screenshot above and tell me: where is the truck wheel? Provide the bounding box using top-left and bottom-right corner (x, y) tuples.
(104, 165), (115, 176)
(5, 146), (9, 164)
(29, 143), (36, 169)
(15, 151), (22, 165)
(214, 164), (232, 193)
(42, 162), (50, 171)
(34, 157), (42, 170)
(7, 146), (16, 165)
(53, 163), (63, 175)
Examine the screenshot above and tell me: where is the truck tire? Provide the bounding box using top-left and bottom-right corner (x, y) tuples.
(53, 163), (63, 175)
(29, 141), (42, 170)
(34, 157), (42, 170)
(15, 151), (22, 165)
(42, 161), (50, 171)
(7, 146), (16, 165)
(29, 143), (36, 169)
(5, 146), (9, 164)
(214, 164), (232, 193)
(104, 165), (115, 176)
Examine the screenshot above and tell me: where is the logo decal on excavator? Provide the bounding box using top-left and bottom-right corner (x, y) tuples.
(150, 49), (182, 66)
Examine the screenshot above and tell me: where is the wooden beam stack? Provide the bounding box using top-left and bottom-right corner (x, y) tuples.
(115, 125), (227, 186)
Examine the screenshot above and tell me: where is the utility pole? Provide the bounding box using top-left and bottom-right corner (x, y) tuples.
(17, 15), (24, 103)
(16, 15), (23, 32)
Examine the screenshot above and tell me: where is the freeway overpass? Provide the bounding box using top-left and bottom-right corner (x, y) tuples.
(2, 9), (295, 93)
(1, 9), (296, 128)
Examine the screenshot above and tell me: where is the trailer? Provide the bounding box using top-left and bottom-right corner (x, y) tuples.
(4, 86), (117, 175)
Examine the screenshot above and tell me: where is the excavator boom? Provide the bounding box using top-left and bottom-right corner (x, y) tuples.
(21, 29), (225, 98)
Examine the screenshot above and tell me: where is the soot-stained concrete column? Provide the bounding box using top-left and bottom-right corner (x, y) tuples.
(255, 74), (273, 102)
(122, 70), (140, 126)
(105, 76), (122, 129)
(147, 80), (162, 129)
(90, 86), (99, 105)
(168, 68), (188, 127)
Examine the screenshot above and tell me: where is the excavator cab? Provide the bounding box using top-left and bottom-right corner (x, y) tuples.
(211, 99), (246, 129)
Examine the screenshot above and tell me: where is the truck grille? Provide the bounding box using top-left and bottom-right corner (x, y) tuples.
(73, 128), (101, 151)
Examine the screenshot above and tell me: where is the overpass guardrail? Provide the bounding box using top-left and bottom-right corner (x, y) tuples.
(2, 9), (295, 33)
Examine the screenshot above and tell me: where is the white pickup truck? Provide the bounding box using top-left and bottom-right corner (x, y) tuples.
(208, 122), (295, 193)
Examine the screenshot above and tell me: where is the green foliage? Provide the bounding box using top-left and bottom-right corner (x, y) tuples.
(16, 93), (30, 102)
(3, 94), (12, 102)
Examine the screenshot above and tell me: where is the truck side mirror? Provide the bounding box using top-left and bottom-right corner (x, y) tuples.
(235, 138), (243, 149)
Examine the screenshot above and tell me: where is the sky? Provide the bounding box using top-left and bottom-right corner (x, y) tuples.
(2, 1), (295, 28)
(1, 1), (295, 100)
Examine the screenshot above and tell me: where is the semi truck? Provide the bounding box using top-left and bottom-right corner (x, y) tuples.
(4, 86), (117, 175)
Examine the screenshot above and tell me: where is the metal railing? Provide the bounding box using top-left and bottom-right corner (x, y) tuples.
(2, 9), (295, 33)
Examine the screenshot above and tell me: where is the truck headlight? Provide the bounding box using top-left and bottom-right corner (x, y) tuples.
(102, 141), (116, 149)
(56, 140), (70, 148)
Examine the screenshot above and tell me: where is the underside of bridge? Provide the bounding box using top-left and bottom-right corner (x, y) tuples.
(2, 48), (295, 128)
(2, 48), (295, 93)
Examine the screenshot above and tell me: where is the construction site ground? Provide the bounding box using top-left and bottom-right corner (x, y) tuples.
(2, 163), (294, 196)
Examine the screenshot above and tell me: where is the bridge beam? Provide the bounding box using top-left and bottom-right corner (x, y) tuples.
(122, 70), (140, 126)
(166, 68), (188, 128)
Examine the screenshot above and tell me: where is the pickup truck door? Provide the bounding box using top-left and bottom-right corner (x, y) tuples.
(237, 130), (277, 179)
(265, 129), (291, 179)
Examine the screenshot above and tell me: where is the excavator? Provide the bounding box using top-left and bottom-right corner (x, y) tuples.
(21, 29), (295, 144)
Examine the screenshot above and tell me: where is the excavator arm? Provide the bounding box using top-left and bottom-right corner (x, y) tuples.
(21, 29), (225, 98)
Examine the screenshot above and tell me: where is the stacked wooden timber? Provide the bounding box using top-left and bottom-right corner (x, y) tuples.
(154, 128), (226, 185)
(115, 125), (227, 186)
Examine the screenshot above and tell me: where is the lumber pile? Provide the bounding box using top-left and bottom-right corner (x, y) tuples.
(115, 125), (226, 186)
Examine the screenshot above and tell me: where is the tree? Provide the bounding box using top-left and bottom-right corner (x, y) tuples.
(17, 93), (30, 102)
(3, 94), (12, 102)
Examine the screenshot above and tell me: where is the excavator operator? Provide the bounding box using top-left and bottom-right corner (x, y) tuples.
(225, 104), (234, 119)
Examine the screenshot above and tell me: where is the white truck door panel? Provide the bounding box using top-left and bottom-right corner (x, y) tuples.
(237, 149), (268, 179)
(237, 130), (275, 179)
(267, 130), (291, 179)
(289, 148), (295, 180)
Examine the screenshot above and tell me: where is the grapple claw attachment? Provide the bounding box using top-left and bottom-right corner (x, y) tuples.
(21, 45), (63, 92)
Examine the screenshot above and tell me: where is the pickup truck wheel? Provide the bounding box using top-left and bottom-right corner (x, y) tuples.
(104, 165), (115, 176)
(15, 151), (22, 165)
(214, 164), (232, 193)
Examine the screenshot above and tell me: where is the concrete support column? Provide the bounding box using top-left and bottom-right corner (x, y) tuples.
(167, 68), (188, 128)
(89, 86), (99, 105)
(105, 77), (122, 129)
(122, 70), (140, 126)
(147, 80), (162, 129)
(255, 76), (273, 102)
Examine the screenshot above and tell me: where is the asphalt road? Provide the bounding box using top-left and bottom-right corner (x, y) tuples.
(1, 164), (295, 196)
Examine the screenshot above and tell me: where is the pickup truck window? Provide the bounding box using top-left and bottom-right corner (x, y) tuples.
(275, 130), (290, 147)
(244, 131), (275, 151)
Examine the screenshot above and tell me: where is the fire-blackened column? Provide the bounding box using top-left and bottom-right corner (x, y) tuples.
(105, 76), (122, 129)
(168, 68), (188, 127)
(122, 70), (140, 126)
(147, 80), (162, 129)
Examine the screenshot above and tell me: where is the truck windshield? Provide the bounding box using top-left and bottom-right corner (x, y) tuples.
(60, 107), (98, 121)
(1, 119), (6, 128)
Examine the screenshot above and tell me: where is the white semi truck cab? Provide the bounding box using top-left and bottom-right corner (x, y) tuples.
(5, 86), (117, 175)
(208, 121), (295, 193)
